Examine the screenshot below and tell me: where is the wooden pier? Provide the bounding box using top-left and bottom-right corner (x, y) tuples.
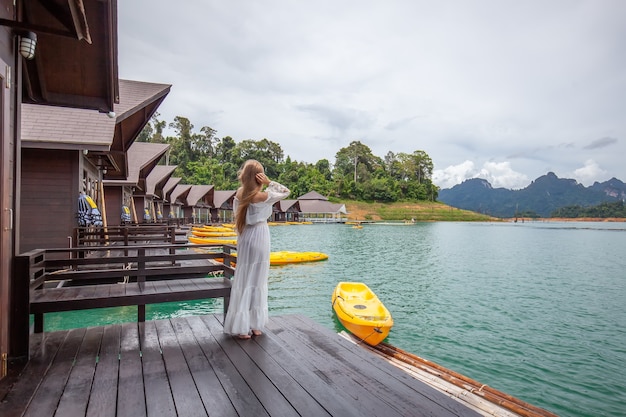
(0, 314), (481, 417)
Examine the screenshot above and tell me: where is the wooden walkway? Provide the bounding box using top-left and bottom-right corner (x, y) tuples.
(0, 314), (480, 417)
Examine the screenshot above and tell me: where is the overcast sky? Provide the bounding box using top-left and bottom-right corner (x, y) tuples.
(117, 1), (626, 190)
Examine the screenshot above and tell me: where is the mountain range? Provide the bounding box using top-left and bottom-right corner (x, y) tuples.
(437, 172), (626, 218)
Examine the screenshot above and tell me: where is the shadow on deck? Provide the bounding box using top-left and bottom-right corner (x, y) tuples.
(0, 314), (479, 417)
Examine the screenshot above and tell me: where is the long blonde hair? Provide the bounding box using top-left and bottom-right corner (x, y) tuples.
(235, 160), (264, 233)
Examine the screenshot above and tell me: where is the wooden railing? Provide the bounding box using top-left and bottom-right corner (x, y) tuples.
(11, 242), (236, 362)
(73, 224), (188, 247)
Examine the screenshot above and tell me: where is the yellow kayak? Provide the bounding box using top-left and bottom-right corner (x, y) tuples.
(215, 251), (328, 266)
(191, 230), (238, 237)
(332, 282), (393, 346)
(270, 251), (328, 265)
(188, 236), (237, 245)
(193, 226), (234, 233)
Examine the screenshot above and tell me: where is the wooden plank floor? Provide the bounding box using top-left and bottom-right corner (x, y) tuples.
(0, 314), (480, 417)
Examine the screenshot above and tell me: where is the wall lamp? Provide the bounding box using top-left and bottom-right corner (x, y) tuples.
(19, 31), (37, 60)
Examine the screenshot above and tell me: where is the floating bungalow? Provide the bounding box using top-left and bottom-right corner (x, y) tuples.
(103, 141), (170, 225)
(20, 79), (171, 250)
(1, 0), (120, 372)
(161, 176), (183, 219)
(278, 199), (301, 222)
(144, 165), (178, 223)
(210, 190), (237, 223)
(185, 184), (215, 224)
(297, 191), (348, 223)
(166, 183), (193, 221)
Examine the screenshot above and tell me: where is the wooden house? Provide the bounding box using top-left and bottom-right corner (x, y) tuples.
(162, 176), (182, 219)
(185, 185), (214, 224)
(103, 141), (170, 225)
(167, 184), (192, 221)
(278, 200), (301, 222)
(297, 191), (347, 223)
(144, 165), (177, 222)
(0, 0), (119, 376)
(211, 190), (237, 223)
(19, 80), (170, 251)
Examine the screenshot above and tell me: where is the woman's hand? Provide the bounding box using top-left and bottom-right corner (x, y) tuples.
(256, 172), (271, 186)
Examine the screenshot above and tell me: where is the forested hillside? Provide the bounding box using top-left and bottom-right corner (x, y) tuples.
(551, 201), (626, 218)
(138, 114), (438, 202)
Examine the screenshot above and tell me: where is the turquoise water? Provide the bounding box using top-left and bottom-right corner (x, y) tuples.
(44, 222), (626, 417)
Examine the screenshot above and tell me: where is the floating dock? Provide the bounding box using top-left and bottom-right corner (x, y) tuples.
(0, 314), (555, 416)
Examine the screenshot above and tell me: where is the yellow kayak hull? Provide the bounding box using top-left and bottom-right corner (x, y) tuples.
(214, 251), (328, 266)
(191, 230), (238, 237)
(270, 251), (328, 265)
(188, 236), (237, 245)
(332, 282), (393, 346)
(193, 226), (234, 233)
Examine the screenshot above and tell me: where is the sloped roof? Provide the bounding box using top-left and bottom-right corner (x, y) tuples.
(186, 185), (214, 207)
(298, 191), (328, 201)
(298, 200), (347, 214)
(163, 177), (182, 201)
(279, 200), (300, 212)
(145, 165), (177, 198)
(169, 184), (192, 205)
(213, 190), (237, 209)
(21, 103), (116, 151)
(21, 79), (170, 149)
(103, 142), (169, 190)
(21, 0), (118, 112)
(21, 79), (171, 177)
(114, 80), (171, 123)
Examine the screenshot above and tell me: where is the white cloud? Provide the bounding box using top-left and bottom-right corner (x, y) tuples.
(573, 160), (608, 186)
(432, 161), (477, 190)
(433, 160), (529, 190)
(477, 162), (529, 190)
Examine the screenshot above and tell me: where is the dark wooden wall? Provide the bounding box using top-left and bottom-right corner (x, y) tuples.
(20, 148), (78, 252)
(104, 186), (123, 226)
(134, 195), (146, 222)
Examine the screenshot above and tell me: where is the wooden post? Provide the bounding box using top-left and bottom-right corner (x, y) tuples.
(137, 247), (145, 289)
(99, 180), (108, 242)
(9, 253), (34, 366)
(222, 245), (235, 315)
(130, 196), (138, 224)
(137, 247), (146, 322)
(151, 201), (156, 224)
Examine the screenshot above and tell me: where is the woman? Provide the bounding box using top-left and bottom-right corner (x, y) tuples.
(223, 160), (290, 339)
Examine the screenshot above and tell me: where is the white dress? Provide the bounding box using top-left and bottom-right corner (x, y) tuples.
(223, 181), (290, 336)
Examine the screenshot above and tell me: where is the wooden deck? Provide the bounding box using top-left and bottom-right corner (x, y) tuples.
(0, 314), (479, 417)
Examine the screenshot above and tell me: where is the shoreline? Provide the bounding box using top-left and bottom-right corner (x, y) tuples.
(506, 217), (626, 222)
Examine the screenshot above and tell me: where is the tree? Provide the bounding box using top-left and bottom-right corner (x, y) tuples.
(142, 114), (440, 203)
(315, 159), (332, 181)
(196, 126), (217, 156)
(334, 141), (383, 199)
(335, 141), (378, 180)
(215, 136), (237, 164)
(363, 177), (398, 201)
(231, 139), (284, 178)
(136, 112), (167, 144)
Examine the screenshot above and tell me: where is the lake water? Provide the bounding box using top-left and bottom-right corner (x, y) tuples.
(44, 221), (626, 417)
